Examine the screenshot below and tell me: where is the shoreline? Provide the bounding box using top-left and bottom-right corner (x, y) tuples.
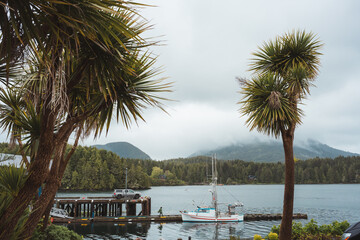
(57, 183), (360, 192)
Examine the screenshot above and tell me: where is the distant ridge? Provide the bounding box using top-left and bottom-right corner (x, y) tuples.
(190, 139), (359, 163)
(94, 142), (151, 160)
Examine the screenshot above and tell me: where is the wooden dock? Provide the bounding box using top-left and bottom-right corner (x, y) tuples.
(52, 213), (307, 223)
(244, 213), (307, 221)
(52, 196), (307, 223)
(53, 215), (181, 223)
(54, 196), (151, 218)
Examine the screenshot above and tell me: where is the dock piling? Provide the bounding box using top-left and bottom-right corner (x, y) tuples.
(54, 197), (151, 218)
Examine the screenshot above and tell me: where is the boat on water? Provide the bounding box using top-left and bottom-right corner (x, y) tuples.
(180, 155), (244, 222)
(50, 207), (73, 219)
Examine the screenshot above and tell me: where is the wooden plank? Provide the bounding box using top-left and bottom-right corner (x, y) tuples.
(52, 213), (307, 223)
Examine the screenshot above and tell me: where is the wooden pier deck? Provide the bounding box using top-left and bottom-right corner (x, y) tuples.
(54, 196), (151, 218)
(52, 196), (307, 223)
(52, 213), (307, 223)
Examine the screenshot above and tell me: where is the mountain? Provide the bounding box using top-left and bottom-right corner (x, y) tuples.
(93, 142), (151, 160)
(190, 139), (359, 163)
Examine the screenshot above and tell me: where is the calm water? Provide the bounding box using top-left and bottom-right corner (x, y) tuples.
(57, 184), (360, 239)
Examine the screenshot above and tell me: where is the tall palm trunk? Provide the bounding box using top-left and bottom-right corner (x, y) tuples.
(279, 127), (295, 240)
(20, 178), (60, 239)
(0, 109), (55, 240)
(42, 199), (54, 231)
(0, 145), (54, 240)
(20, 150), (64, 238)
(20, 128), (81, 239)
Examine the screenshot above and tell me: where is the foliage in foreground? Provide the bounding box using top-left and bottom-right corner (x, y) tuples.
(270, 219), (350, 240)
(0, 165), (29, 239)
(31, 224), (82, 240)
(230, 220), (349, 240)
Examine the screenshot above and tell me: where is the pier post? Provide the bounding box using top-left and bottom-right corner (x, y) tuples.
(91, 200), (94, 218)
(147, 197), (151, 215)
(74, 200), (78, 217)
(54, 197), (152, 218)
(118, 203), (122, 216)
(126, 201), (136, 216)
(141, 200), (146, 216)
(141, 198), (150, 216)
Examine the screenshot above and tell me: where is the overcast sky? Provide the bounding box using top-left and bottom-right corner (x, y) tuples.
(82, 0), (360, 160)
(3, 0), (360, 160)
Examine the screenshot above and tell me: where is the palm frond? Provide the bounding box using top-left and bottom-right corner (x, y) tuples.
(0, 88), (41, 159)
(250, 30), (322, 87)
(238, 73), (302, 137)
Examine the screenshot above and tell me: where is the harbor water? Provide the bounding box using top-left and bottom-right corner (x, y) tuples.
(57, 184), (360, 239)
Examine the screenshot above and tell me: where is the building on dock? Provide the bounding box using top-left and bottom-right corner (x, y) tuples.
(54, 196), (151, 218)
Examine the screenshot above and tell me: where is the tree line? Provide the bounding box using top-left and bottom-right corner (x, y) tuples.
(137, 156), (360, 185)
(1, 143), (359, 190)
(56, 146), (360, 189)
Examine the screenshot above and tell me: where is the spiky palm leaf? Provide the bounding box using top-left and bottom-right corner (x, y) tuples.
(0, 88), (26, 144)
(1, 0), (170, 155)
(0, 1), (171, 237)
(0, 89), (41, 159)
(250, 30), (322, 81)
(241, 30), (322, 137)
(0, 165), (28, 198)
(1, 0), (154, 111)
(239, 73), (302, 137)
(0, 165), (29, 240)
(240, 30), (323, 240)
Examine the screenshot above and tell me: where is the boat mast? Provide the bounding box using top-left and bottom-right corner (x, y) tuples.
(212, 154), (218, 218)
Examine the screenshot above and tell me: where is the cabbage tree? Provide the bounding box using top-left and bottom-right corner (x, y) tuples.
(0, 0), (170, 238)
(238, 30), (322, 240)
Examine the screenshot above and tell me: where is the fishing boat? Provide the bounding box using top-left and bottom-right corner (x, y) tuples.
(50, 207), (73, 219)
(180, 155), (244, 222)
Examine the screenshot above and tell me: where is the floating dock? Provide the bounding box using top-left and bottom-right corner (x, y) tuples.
(53, 215), (181, 223)
(53, 196), (307, 223)
(53, 213), (307, 223)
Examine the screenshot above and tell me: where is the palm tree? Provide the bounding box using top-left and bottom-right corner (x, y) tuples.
(0, 1), (171, 238)
(0, 165), (29, 240)
(238, 30), (322, 240)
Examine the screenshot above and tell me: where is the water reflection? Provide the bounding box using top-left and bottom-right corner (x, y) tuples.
(67, 222), (151, 239)
(65, 221), (246, 240)
(58, 185), (360, 239)
(181, 222), (245, 240)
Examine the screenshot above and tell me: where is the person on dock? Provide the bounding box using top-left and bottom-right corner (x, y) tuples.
(158, 207), (163, 216)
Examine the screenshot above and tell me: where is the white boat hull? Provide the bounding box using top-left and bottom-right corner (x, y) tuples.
(50, 207), (73, 219)
(181, 211), (243, 222)
(180, 155), (244, 223)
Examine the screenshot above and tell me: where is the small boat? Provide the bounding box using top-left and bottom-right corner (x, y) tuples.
(180, 155), (244, 222)
(50, 207), (73, 219)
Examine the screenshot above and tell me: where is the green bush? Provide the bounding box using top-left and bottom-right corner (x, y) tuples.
(269, 219), (349, 240)
(319, 224), (332, 234)
(229, 237), (241, 240)
(331, 221), (350, 236)
(31, 224), (82, 240)
(304, 219), (319, 235)
(254, 234), (263, 240)
(267, 232), (278, 240)
(270, 224), (280, 234)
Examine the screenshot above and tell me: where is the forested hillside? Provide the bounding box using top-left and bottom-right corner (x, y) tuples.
(137, 156), (360, 185)
(61, 146), (151, 190)
(0, 143), (359, 190)
(94, 142), (151, 160)
(191, 140), (359, 162)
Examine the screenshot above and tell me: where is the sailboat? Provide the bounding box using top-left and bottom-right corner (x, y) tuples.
(180, 155), (244, 222)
